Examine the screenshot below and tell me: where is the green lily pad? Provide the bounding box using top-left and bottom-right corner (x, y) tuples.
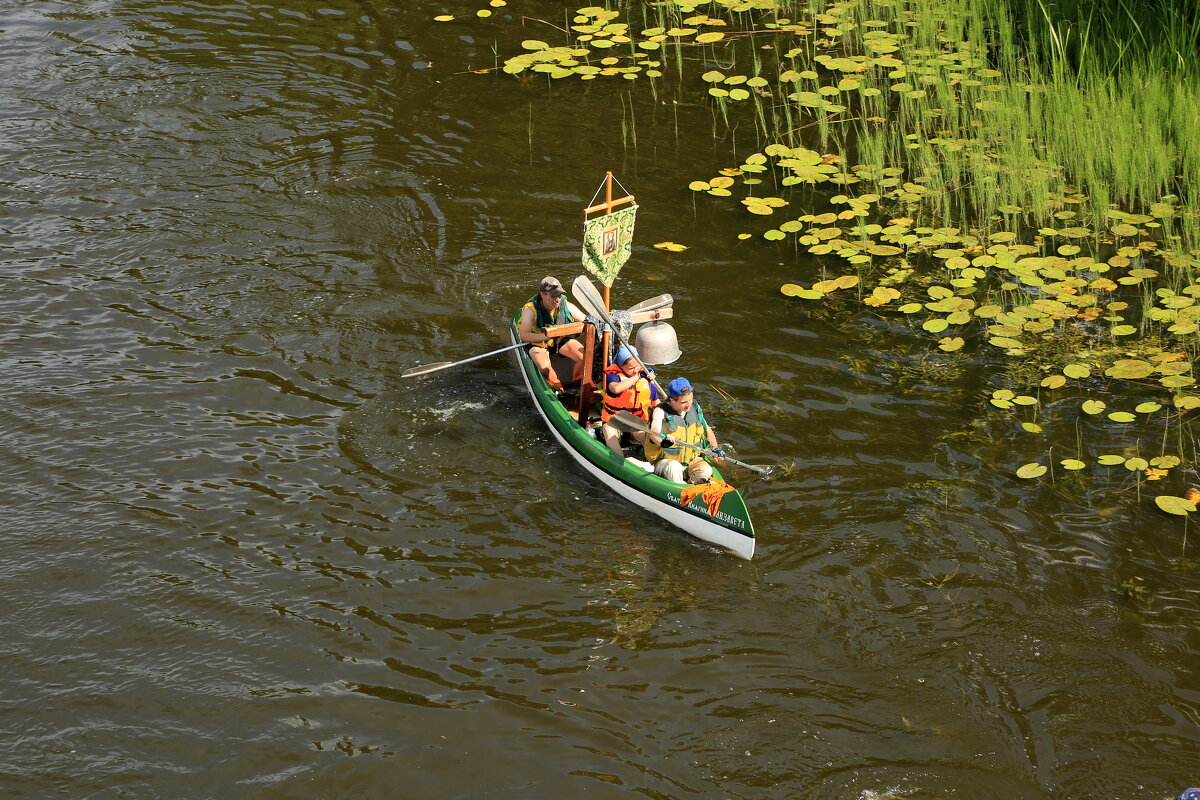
(923, 318), (949, 333)
(1097, 454), (1126, 465)
(1016, 463), (1047, 479)
(1082, 399), (1107, 414)
(1063, 364), (1091, 379)
(1060, 459), (1086, 470)
(1107, 360), (1154, 379)
(938, 336), (964, 352)
(1155, 495), (1196, 515)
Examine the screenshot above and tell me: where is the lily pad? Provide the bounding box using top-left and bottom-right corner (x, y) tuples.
(1155, 495), (1196, 515)
(1106, 360), (1154, 379)
(1063, 364), (1091, 379)
(938, 336), (965, 352)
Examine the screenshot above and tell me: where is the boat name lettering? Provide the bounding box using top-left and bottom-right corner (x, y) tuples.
(667, 494), (745, 530)
(713, 510), (745, 528)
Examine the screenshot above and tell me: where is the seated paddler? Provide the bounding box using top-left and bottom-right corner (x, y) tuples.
(518, 275), (586, 392)
(600, 345), (658, 457)
(644, 377), (726, 484)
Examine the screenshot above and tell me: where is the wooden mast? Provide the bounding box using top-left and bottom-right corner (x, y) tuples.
(579, 171), (635, 424)
(582, 171), (635, 356)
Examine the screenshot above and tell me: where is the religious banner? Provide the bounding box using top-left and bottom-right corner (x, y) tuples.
(582, 204), (638, 288)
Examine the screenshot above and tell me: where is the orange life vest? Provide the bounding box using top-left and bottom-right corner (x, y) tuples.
(600, 364), (653, 423)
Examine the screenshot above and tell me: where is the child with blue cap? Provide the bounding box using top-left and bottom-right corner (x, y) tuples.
(643, 376), (725, 483)
(599, 346), (658, 459)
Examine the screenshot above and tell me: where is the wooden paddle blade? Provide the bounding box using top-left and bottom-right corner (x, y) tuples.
(625, 293), (673, 314)
(401, 361), (455, 378)
(608, 411), (652, 434)
(570, 275), (608, 319)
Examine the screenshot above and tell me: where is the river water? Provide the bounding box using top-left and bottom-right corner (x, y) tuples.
(2, 1), (1197, 798)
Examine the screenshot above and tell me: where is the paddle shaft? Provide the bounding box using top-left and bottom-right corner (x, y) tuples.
(574, 277), (772, 476)
(570, 277), (669, 399)
(401, 341), (527, 378)
(608, 412), (771, 475)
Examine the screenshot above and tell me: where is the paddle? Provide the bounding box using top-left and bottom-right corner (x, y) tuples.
(625, 293), (673, 314)
(401, 342), (527, 378)
(607, 411), (776, 476)
(573, 275), (774, 476)
(571, 276), (669, 397)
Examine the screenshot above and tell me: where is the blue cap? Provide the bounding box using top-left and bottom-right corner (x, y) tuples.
(613, 346), (639, 366)
(667, 377), (692, 397)
(1176, 790), (1200, 800)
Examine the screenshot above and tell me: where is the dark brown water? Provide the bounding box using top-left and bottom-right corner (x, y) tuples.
(2, 1), (1198, 798)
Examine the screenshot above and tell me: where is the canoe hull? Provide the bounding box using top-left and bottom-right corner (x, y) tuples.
(509, 325), (755, 560)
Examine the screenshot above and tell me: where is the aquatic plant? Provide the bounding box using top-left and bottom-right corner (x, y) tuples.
(462, 0), (1200, 542)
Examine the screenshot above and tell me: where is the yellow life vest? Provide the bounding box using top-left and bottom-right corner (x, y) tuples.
(522, 295), (573, 351)
(644, 401), (707, 464)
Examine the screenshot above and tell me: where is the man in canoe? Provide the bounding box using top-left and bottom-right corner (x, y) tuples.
(644, 377), (726, 483)
(518, 276), (586, 392)
(599, 345), (658, 457)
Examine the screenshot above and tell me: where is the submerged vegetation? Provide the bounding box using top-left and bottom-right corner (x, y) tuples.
(446, 0), (1200, 536)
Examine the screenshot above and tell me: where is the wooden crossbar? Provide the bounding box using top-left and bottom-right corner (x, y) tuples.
(544, 307), (672, 339)
(583, 170), (635, 216)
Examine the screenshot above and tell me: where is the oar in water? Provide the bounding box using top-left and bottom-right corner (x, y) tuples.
(402, 289), (670, 380)
(607, 411), (777, 476)
(401, 342), (527, 378)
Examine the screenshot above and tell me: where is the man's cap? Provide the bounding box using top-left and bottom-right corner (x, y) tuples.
(613, 346), (639, 366)
(539, 276), (564, 295)
(667, 377), (692, 397)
